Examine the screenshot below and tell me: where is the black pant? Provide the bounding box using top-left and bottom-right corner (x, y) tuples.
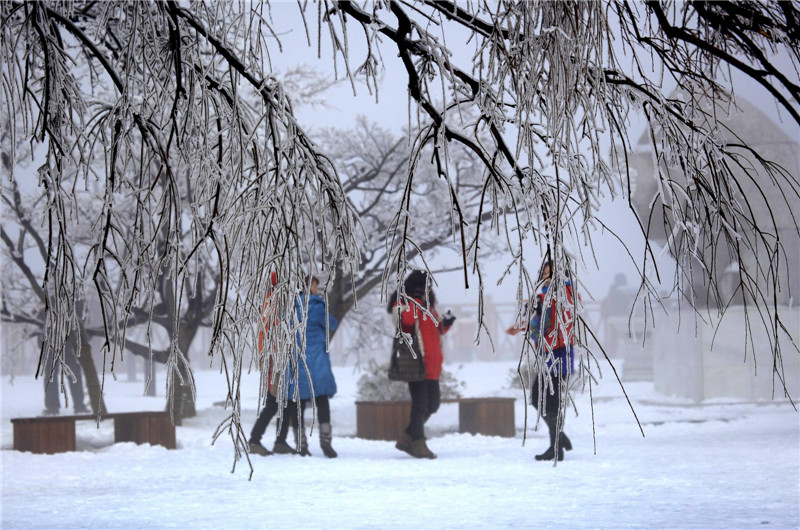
(305, 395), (331, 424)
(249, 393), (279, 444)
(406, 379), (440, 441)
(531, 373), (567, 448)
(277, 395), (331, 442)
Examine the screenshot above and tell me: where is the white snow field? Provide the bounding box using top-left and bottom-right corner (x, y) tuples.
(2, 360), (798, 529)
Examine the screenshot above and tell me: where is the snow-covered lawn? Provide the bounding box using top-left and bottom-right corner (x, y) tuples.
(2, 361), (798, 529)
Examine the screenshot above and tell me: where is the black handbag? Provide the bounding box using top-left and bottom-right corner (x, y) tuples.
(387, 326), (426, 382)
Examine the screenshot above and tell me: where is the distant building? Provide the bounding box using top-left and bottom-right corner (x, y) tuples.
(627, 94), (800, 307)
(625, 94), (800, 401)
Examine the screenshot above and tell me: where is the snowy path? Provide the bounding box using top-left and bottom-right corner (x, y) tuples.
(3, 361), (798, 529)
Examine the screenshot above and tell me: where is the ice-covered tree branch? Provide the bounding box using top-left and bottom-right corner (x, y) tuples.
(2, 1), (799, 474)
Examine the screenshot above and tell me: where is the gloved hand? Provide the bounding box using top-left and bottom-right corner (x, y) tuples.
(442, 310), (456, 327)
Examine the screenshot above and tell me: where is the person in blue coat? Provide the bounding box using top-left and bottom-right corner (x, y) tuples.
(280, 275), (340, 458)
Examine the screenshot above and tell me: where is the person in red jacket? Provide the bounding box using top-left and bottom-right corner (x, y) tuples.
(387, 270), (455, 459)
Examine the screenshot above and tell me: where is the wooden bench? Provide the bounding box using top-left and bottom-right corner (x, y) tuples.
(356, 397), (515, 441)
(11, 411), (176, 454)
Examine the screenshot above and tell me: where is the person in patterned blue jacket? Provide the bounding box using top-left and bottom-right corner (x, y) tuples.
(280, 275), (340, 458)
(507, 259), (575, 461)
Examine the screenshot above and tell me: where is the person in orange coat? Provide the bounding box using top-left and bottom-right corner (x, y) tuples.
(248, 272), (286, 456)
(387, 270), (455, 459)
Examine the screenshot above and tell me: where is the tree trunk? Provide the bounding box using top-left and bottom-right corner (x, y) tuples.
(144, 357), (157, 397)
(77, 324), (107, 415)
(169, 323), (199, 422)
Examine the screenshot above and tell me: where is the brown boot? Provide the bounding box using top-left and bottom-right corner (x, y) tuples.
(395, 431), (413, 456)
(410, 438), (437, 459)
(272, 441), (294, 455)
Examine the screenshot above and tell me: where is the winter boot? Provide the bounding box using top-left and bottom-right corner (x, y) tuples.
(535, 446), (564, 461)
(272, 440), (295, 454)
(319, 423), (338, 458)
(395, 431), (413, 456)
(409, 438), (437, 459)
(536, 415), (565, 461)
(559, 432), (573, 451)
(295, 425), (311, 456)
(249, 441), (272, 456)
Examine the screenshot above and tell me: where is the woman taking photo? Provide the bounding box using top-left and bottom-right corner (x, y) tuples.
(387, 270), (455, 459)
(507, 259), (576, 461)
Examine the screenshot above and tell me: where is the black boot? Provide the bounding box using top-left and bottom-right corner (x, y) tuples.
(535, 446), (564, 461)
(536, 415), (565, 461)
(559, 432), (573, 451)
(319, 422), (337, 458)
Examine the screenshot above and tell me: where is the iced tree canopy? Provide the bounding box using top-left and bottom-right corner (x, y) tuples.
(2, 1), (798, 471)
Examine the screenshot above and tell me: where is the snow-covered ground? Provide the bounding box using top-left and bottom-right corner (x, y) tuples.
(2, 360), (798, 529)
